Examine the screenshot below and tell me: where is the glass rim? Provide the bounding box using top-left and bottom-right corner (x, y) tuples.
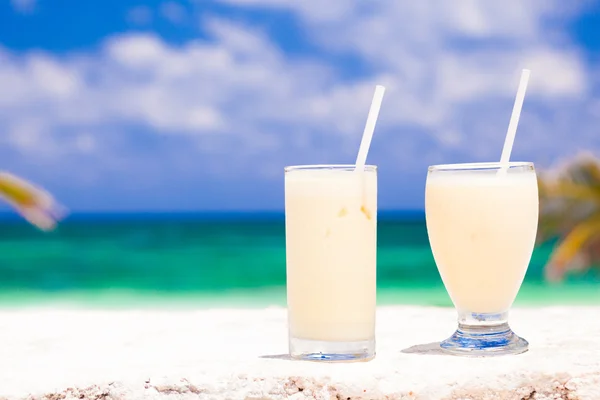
(428, 161), (534, 172)
(284, 164), (377, 173)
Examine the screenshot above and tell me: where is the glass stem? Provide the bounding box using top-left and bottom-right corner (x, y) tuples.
(457, 310), (510, 333)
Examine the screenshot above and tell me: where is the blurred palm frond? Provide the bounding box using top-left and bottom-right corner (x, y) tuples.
(0, 172), (66, 231)
(538, 153), (600, 281)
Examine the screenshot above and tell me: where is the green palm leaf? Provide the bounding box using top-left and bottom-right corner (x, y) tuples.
(538, 153), (600, 280)
(545, 216), (600, 281)
(0, 172), (65, 231)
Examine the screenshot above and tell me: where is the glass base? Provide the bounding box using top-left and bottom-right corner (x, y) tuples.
(440, 319), (528, 357)
(289, 337), (375, 362)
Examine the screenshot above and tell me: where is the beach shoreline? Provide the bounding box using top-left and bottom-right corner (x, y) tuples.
(1, 305), (599, 399)
(0, 281), (599, 310)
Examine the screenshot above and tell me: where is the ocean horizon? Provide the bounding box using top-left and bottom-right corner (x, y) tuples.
(0, 210), (427, 220)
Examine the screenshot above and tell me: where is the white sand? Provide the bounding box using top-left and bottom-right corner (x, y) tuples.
(1, 306), (599, 399)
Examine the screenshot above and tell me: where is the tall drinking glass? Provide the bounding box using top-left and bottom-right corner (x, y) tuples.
(425, 162), (538, 356)
(285, 165), (377, 361)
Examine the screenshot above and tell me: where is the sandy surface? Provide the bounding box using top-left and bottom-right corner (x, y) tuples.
(0, 306), (599, 399)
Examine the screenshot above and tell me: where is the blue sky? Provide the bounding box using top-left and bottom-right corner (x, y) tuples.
(1, 0), (600, 212)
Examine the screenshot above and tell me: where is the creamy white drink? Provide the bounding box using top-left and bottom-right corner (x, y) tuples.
(285, 165), (377, 353)
(427, 70), (534, 356)
(425, 164), (538, 314)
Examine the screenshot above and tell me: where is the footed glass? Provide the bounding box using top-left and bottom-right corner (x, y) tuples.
(425, 162), (538, 356)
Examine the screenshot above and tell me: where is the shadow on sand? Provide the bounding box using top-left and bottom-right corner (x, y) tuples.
(259, 354), (294, 361)
(261, 345), (451, 359)
(401, 342), (451, 356)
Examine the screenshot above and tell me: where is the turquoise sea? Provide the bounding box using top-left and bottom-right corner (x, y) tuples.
(0, 211), (598, 308)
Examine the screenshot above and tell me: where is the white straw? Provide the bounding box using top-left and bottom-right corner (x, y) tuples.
(499, 69), (531, 168)
(355, 85), (386, 171)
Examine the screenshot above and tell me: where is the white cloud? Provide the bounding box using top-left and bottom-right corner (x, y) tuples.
(160, 1), (186, 24)
(73, 133), (95, 153)
(0, 0), (598, 198)
(0, 19), (338, 167)
(213, 0), (595, 165)
(126, 6), (153, 26)
(10, 0), (35, 13)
